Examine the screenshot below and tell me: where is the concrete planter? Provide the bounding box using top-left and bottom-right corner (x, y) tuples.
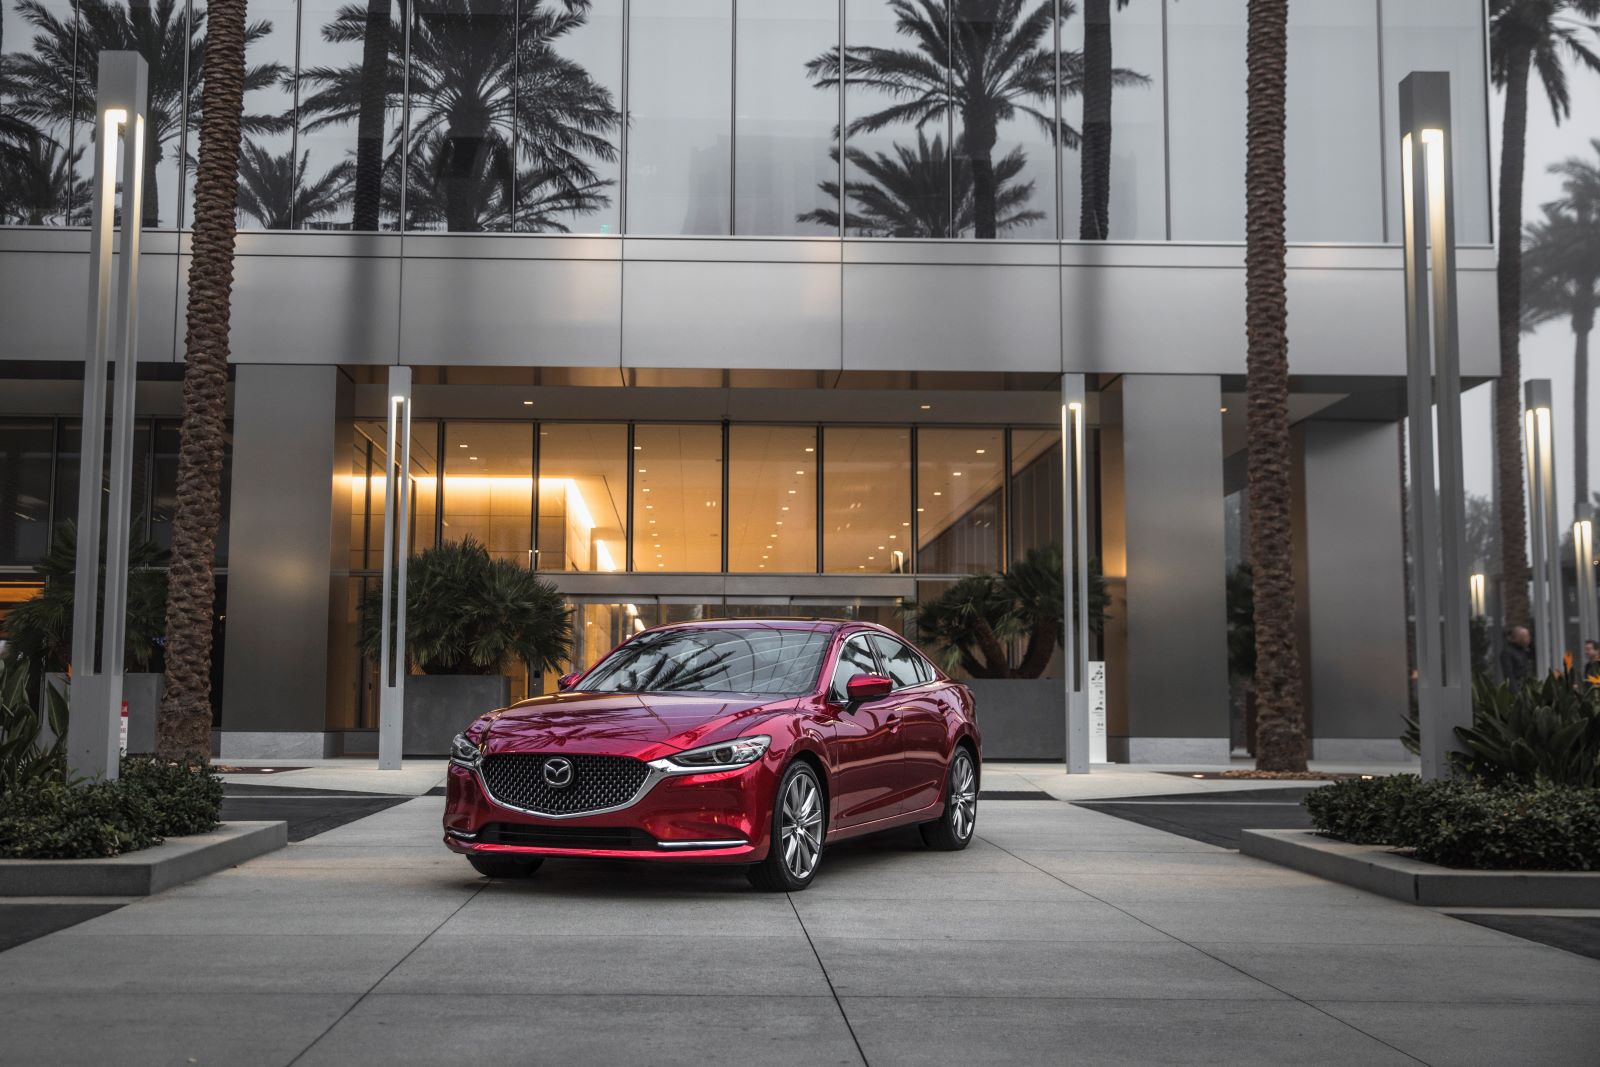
(0, 822), (287, 896)
(43, 672), (164, 753)
(404, 674), (512, 756)
(962, 677), (1063, 761)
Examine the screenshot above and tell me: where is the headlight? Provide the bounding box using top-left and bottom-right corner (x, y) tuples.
(665, 735), (770, 770)
(450, 733), (482, 769)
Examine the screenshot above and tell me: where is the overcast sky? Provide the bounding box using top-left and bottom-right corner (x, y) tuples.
(1462, 62), (1600, 526)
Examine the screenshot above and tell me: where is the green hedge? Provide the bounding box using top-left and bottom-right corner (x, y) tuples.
(1304, 775), (1600, 871)
(0, 757), (223, 859)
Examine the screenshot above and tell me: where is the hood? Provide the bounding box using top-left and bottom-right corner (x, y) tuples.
(475, 691), (795, 758)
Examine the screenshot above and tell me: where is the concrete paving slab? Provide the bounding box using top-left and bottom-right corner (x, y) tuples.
(811, 937), (1284, 1000)
(1115, 900), (1525, 946)
(1056, 872), (1400, 907)
(1316, 1001), (1600, 1067)
(840, 996), (1418, 1067)
(0, 992), (358, 1067)
(439, 888), (802, 937)
(792, 895), (1169, 943)
(380, 932), (830, 996)
(799, 867), (1096, 902)
(296, 993), (863, 1066)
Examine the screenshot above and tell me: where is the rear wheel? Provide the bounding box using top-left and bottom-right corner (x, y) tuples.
(467, 854), (544, 879)
(920, 747), (977, 851)
(748, 761), (825, 892)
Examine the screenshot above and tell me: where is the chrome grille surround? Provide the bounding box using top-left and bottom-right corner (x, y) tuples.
(478, 753), (658, 819)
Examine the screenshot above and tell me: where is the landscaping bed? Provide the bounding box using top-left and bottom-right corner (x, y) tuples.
(2, 757), (226, 860)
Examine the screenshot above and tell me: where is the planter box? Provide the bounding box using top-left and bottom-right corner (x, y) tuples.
(1241, 828), (1600, 909)
(403, 674), (512, 756)
(963, 677), (1064, 761)
(44, 672), (164, 753)
(0, 821), (287, 897)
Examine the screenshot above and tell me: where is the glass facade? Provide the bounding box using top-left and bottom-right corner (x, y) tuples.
(0, 0), (1492, 242)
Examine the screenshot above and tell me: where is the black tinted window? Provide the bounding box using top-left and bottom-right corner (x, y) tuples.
(576, 628), (830, 696)
(871, 635), (930, 689)
(829, 636), (880, 702)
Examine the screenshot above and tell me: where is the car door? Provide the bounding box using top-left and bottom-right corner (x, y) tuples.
(819, 633), (907, 827)
(869, 633), (948, 814)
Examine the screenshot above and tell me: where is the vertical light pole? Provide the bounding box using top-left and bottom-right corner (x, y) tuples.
(1061, 374), (1092, 774)
(67, 52), (148, 781)
(1573, 503), (1597, 654)
(377, 366), (413, 770)
(1524, 379), (1562, 675)
(1399, 72), (1472, 780)
(1469, 568), (1488, 619)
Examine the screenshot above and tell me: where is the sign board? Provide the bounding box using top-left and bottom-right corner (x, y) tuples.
(119, 701), (129, 757)
(1088, 661), (1107, 763)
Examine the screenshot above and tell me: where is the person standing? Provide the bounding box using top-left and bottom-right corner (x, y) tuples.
(1499, 626), (1536, 687)
(1583, 639), (1600, 689)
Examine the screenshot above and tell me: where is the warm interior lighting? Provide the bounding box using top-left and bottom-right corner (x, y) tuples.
(594, 540), (617, 572)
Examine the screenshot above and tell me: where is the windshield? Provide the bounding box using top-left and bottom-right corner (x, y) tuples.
(573, 627), (832, 696)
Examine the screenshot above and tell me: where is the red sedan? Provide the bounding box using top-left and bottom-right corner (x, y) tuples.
(443, 619), (981, 891)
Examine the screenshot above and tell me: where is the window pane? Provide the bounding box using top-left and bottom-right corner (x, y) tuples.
(1286, 2), (1380, 242)
(950, 0), (1056, 239)
(1009, 427), (1061, 560)
(577, 625), (829, 695)
(442, 422), (532, 565)
(823, 426), (909, 573)
(625, 0), (732, 235)
(0, 0), (85, 225)
(519, 0), (624, 234)
(232, 0), (297, 230)
(829, 634), (880, 700)
(918, 428), (1003, 575)
(295, 0), (405, 230)
(838, 0), (951, 236)
(537, 422), (625, 572)
(357, 418), (440, 564)
(633, 424), (722, 573)
(734, 0), (836, 235)
(0, 420), (55, 564)
(1166, 1), (1245, 240)
(869, 633), (925, 689)
(728, 425), (815, 573)
(1061, 0), (1165, 239)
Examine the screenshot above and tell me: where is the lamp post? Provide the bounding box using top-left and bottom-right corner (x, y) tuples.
(1399, 72), (1472, 780)
(377, 366), (413, 770)
(66, 52), (148, 781)
(1060, 374), (1092, 774)
(1573, 503), (1597, 655)
(1524, 379), (1562, 676)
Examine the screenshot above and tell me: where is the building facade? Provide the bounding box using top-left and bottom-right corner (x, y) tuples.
(0, 0), (1494, 761)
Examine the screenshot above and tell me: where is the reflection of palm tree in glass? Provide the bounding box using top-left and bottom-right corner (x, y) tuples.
(299, 0), (618, 232)
(806, 0), (1142, 239)
(1079, 0), (1134, 239)
(0, 138), (84, 224)
(6, 0), (287, 226)
(800, 131), (1041, 238)
(235, 140), (353, 229)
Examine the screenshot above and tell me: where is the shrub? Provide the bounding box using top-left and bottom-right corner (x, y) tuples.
(1455, 674), (1600, 788)
(0, 757), (223, 859)
(1302, 774), (1425, 844)
(119, 757), (223, 836)
(0, 658), (66, 792)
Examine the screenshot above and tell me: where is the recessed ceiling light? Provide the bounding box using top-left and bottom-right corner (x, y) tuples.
(788, 489), (796, 494)
(638, 468), (646, 473)
(1220, 406), (1229, 413)
(522, 400), (533, 406)
(888, 534), (896, 540)
(868, 555), (875, 560)
(917, 507), (925, 512)
(902, 521), (910, 526)
(920, 404), (932, 410)
(795, 470), (804, 475)
(645, 504), (654, 510)
(933, 491), (942, 496)
(878, 545), (885, 550)
(804, 447), (814, 452)
(953, 471), (962, 477)
(782, 506), (790, 511)
(469, 456), (478, 460)
(458, 444), (468, 448)
(975, 449), (985, 454)
(634, 445), (642, 450)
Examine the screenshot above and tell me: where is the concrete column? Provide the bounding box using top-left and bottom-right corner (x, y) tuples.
(1298, 420), (1410, 761)
(220, 364), (344, 758)
(1115, 375), (1230, 762)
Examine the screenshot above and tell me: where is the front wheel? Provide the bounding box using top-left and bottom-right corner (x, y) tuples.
(467, 854), (544, 879)
(919, 747), (977, 851)
(748, 761), (825, 892)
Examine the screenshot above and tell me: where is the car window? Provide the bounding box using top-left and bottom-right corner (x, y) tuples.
(870, 635), (930, 689)
(828, 635), (881, 703)
(575, 627), (832, 696)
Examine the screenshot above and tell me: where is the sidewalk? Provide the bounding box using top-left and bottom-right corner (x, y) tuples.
(2, 778), (1594, 1065)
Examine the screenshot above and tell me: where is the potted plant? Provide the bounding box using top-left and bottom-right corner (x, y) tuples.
(914, 545), (1106, 759)
(2, 522), (168, 753)
(361, 537), (572, 755)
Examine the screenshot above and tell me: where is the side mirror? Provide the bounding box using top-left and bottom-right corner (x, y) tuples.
(845, 674), (893, 704)
(556, 672), (582, 692)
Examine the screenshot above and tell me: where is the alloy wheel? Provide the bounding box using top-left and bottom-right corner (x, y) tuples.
(950, 754), (976, 841)
(780, 771), (823, 879)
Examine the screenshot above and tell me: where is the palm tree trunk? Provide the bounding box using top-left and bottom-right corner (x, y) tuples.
(1495, 49), (1533, 629)
(965, 112), (999, 239)
(1244, 0), (1306, 772)
(1079, 0), (1112, 240)
(351, 0), (391, 231)
(1576, 303), (1593, 509)
(157, 0), (249, 762)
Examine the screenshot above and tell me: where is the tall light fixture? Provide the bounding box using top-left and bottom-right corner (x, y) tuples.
(1399, 72), (1471, 780)
(1524, 379), (1563, 675)
(1060, 374), (1092, 774)
(67, 52), (148, 781)
(378, 366), (413, 769)
(1573, 503), (1597, 652)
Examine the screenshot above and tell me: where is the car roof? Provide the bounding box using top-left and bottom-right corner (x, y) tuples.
(643, 618), (850, 634)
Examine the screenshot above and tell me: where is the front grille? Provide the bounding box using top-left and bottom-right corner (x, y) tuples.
(478, 823), (657, 850)
(479, 753), (652, 816)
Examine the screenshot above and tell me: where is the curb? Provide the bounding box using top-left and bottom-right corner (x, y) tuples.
(0, 822), (289, 897)
(1240, 828), (1600, 908)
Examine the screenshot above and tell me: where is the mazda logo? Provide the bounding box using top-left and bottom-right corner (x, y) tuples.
(542, 757), (574, 789)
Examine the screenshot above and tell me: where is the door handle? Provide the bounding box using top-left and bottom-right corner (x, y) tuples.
(886, 712), (901, 731)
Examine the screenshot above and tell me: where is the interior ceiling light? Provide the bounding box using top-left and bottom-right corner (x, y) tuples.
(522, 400), (533, 406)
(804, 447), (814, 452)
(458, 444), (468, 448)
(795, 470), (804, 475)
(920, 404), (931, 410)
(975, 449), (985, 454)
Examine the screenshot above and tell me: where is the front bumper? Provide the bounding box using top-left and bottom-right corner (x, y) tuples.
(442, 756), (779, 864)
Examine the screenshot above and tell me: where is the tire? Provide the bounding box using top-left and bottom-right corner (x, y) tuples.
(467, 854), (544, 879)
(748, 761), (826, 892)
(919, 746), (977, 851)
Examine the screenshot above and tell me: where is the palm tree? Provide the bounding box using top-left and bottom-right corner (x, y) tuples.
(1488, 0), (1600, 629)
(799, 131), (1043, 237)
(1078, 0), (1137, 240)
(157, 0), (250, 762)
(0, 136), (84, 224)
(1244, 0), (1305, 772)
(806, 0), (1144, 240)
(6, 0), (287, 227)
(298, 0), (618, 233)
(234, 140), (354, 229)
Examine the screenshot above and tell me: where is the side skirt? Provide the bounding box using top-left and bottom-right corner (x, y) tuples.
(825, 798), (945, 844)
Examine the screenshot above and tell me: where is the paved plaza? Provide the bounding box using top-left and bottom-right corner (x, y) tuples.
(2, 765), (1597, 1065)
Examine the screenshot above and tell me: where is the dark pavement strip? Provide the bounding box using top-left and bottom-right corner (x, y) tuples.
(1074, 787), (1317, 849)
